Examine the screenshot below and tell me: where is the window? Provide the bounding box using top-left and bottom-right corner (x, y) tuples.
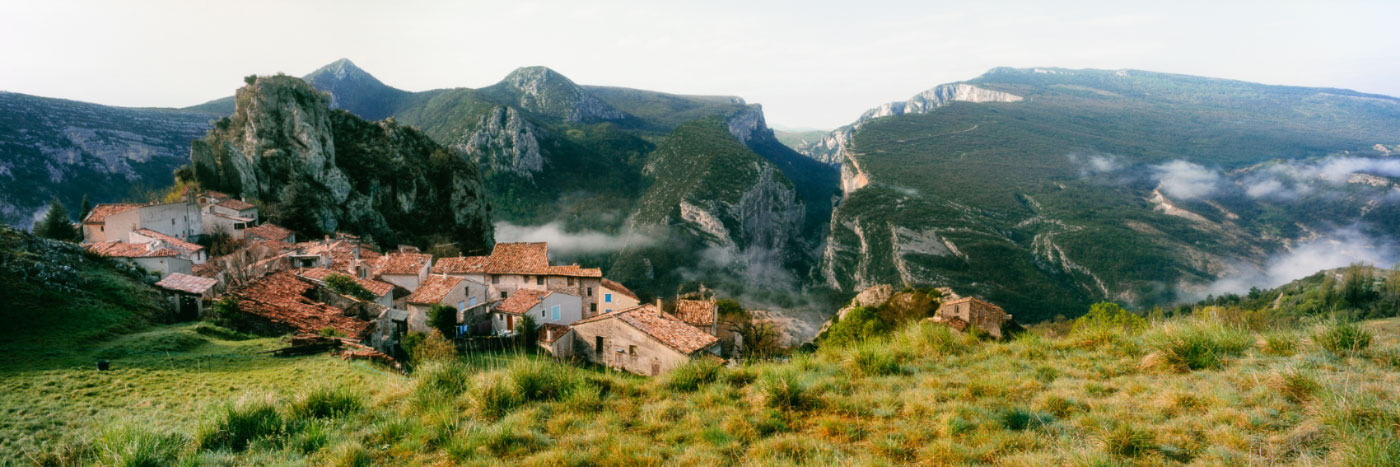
(469, 297), (476, 307)
(536, 276), (544, 285)
(551, 305), (560, 320)
(567, 277), (574, 286)
(541, 309), (545, 317)
(605, 293), (612, 303)
(605, 309), (612, 314)
(586, 287), (593, 297)
(595, 336), (604, 354)
(590, 303), (597, 313)
(459, 301), (465, 311)
(491, 276), (499, 284)
(500, 291), (507, 299)
(628, 345), (637, 357)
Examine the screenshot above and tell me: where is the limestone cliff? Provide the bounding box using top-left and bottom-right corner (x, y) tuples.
(461, 106), (544, 179)
(190, 75), (492, 250)
(482, 67), (627, 123)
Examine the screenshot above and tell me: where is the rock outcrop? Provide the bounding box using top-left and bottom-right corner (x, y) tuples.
(486, 67), (627, 123)
(461, 106), (544, 179)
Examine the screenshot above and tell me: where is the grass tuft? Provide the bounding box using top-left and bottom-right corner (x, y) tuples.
(759, 370), (815, 411)
(290, 385), (362, 419)
(665, 358), (723, 391)
(195, 396), (287, 452)
(1316, 322), (1372, 355)
(92, 423), (187, 466)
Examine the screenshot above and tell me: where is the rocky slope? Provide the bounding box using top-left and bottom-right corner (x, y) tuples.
(190, 75), (492, 250)
(0, 92), (214, 228)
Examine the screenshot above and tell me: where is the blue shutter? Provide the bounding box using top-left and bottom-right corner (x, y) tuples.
(552, 305), (560, 320)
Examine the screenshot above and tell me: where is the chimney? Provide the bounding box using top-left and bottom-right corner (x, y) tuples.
(655, 298), (662, 315)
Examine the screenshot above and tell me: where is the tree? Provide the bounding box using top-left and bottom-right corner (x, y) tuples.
(78, 194), (92, 223)
(1072, 302), (1147, 335)
(428, 304), (458, 339)
(732, 320), (780, 360)
(516, 315), (539, 346)
(244, 74), (257, 86)
(325, 274), (374, 301)
(34, 198), (80, 242)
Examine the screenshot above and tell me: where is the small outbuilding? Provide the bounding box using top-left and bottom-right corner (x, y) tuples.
(154, 273), (219, 320)
(569, 304), (720, 376)
(930, 296), (1014, 339)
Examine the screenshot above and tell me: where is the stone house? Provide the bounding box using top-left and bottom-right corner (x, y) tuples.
(210, 198), (259, 221)
(600, 278), (640, 314)
(373, 251), (433, 292)
(569, 304), (721, 376)
(81, 204), (139, 243)
(244, 223), (295, 245)
(83, 201), (203, 245)
(404, 275), (489, 335)
(672, 299), (719, 336)
(490, 289), (583, 336)
(537, 323), (574, 357)
(87, 241), (192, 277)
(154, 272), (218, 320)
(433, 243), (604, 318)
(931, 297), (1014, 339)
(296, 267), (396, 309)
(129, 228), (207, 264)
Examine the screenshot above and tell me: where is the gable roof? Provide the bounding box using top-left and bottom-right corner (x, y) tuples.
(154, 273), (218, 295)
(200, 191), (231, 201)
(82, 204), (139, 225)
(132, 228), (204, 253)
(602, 279), (639, 301)
(494, 289), (552, 315)
(485, 242), (550, 274)
(573, 305), (719, 355)
(939, 296), (1006, 313)
(538, 323), (571, 343)
(673, 299), (716, 326)
(231, 271), (375, 339)
(244, 223), (293, 243)
(87, 241), (180, 258)
(296, 267), (395, 298)
(431, 256), (490, 275)
(375, 252), (432, 276)
(406, 275), (465, 305)
(216, 198), (256, 211)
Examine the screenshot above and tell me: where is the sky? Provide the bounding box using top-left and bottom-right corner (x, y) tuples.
(2, 0), (1398, 129)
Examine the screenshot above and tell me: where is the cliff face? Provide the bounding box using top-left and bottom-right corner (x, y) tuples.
(190, 75), (492, 250)
(0, 92), (213, 228)
(462, 106), (544, 179)
(483, 67), (627, 123)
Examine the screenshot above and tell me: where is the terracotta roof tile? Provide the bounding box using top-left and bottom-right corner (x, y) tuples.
(87, 241), (180, 258)
(154, 273), (218, 295)
(484, 242), (550, 274)
(244, 223), (293, 243)
(296, 268), (395, 298)
(216, 198), (256, 211)
(375, 252), (432, 276)
(231, 271), (375, 339)
(405, 275), (464, 305)
(602, 279), (639, 301)
(673, 299), (717, 326)
(574, 305), (718, 355)
(82, 204), (139, 224)
(494, 289), (551, 315)
(132, 228), (204, 254)
(200, 191), (230, 201)
(544, 265), (603, 278)
(431, 256), (490, 275)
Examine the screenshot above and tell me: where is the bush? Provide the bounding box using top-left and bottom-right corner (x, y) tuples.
(429, 304), (458, 339)
(196, 397), (287, 452)
(509, 359), (580, 403)
(92, 423), (187, 466)
(1316, 322), (1372, 355)
(325, 274), (375, 301)
(405, 331), (455, 364)
(759, 370), (814, 411)
(666, 358), (723, 391)
(1073, 302), (1147, 336)
(1148, 324), (1250, 371)
(290, 386), (362, 419)
(823, 306), (893, 347)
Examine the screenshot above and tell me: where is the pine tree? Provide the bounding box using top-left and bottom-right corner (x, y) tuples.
(79, 194), (92, 223)
(34, 198), (80, 242)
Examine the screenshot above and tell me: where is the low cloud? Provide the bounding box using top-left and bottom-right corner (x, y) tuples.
(1202, 227), (1399, 297)
(1067, 152), (1124, 176)
(1241, 156), (1400, 199)
(1152, 160), (1221, 199)
(493, 221), (652, 256)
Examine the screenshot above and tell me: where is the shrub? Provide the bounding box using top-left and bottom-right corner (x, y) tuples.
(325, 274), (374, 301)
(509, 359), (580, 403)
(196, 397), (287, 452)
(666, 358), (723, 391)
(823, 306), (893, 347)
(92, 423), (186, 466)
(1148, 324), (1250, 371)
(428, 304), (458, 339)
(759, 370), (813, 411)
(1073, 302), (1148, 336)
(1316, 322), (1372, 355)
(290, 386), (362, 419)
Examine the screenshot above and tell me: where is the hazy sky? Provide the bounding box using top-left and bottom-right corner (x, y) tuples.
(2, 0), (1397, 129)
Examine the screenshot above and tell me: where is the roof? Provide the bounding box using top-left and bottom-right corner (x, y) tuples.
(244, 223), (293, 243)
(293, 238), (377, 271)
(484, 242), (550, 274)
(939, 296), (1006, 312)
(573, 305), (719, 355)
(544, 265), (602, 278)
(494, 289), (552, 315)
(82, 204), (139, 224)
(200, 191), (230, 201)
(154, 273), (218, 295)
(538, 323), (571, 344)
(87, 241), (180, 258)
(231, 271), (375, 339)
(602, 279), (639, 301)
(430, 256), (490, 275)
(405, 275), (465, 305)
(216, 198), (257, 211)
(673, 299), (717, 326)
(374, 252), (431, 276)
(296, 267), (395, 298)
(132, 229), (204, 253)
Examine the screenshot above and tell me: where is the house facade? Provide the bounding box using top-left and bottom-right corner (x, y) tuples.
(433, 243), (606, 319)
(87, 241), (193, 277)
(404, 275), (489, 335)
(490, 289), (583, 335)
(600, 279), (641, 314)
(130, 228), (207, 264)
(932, 297), (1014, 339)
(83, 201), (203, 245)
(569, 305), (721, 376)
(374, 251), (432, 292)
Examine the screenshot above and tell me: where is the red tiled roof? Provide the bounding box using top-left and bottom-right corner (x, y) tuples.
(602, 279), (639, 301)
(494, 289), (551, 315)
(87, 241), (180, 258)
(155, 273), (218, 295)
(544, 265), (603, 278)
(485, 242), (550, 274)
(216, 198), (256, 211)
(673, 299), (716, 326)
(374, 252), (431, 276)
(431, 256), (490, 275)
(132, 228), (204, 253)
(406, 275), (464, 305)
(82, 204), (139, 224)
(573, 305), (718, 355)
(232, 271), (374, 339)
(538, 323), (571, 343)
(296, 268), (395, 298)
(201, 191), (230, 201)
(244, 223), (293, 243)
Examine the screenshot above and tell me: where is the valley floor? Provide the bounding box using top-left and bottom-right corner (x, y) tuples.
(6, 316), (1400, 465)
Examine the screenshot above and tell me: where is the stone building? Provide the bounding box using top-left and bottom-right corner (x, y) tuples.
(432, 242), (605, 318)
(931, 297), (1014, 339)
(569, 304), (720, 376)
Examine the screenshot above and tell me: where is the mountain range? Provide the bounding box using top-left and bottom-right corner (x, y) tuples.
(3, 61), (1399, 321)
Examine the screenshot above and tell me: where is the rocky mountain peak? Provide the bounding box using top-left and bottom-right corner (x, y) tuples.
(301, 59), (404, 120)
(487, 66), (625, 123)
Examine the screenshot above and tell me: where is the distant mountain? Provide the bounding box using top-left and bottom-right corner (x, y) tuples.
(773, 128), (827, 151)
(807, 67), (1400, 320)
(0, 92), (215, 228)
